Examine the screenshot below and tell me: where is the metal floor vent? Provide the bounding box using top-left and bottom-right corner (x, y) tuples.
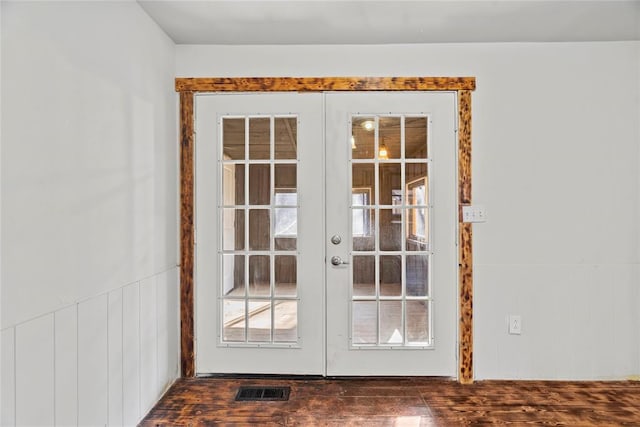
(235, 386), (291, 401)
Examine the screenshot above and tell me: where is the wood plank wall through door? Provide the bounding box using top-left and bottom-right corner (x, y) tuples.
(176, 77), (476, 383)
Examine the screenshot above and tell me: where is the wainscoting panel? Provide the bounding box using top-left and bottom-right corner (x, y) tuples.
(0, 267), (179, 427)
(1, 328), (16, 426)
(157, 268), (180, 396)
(140, 276), (159, 414)
(123, 281), (142, 425)
(108, 288), (124, 426)
(78, 294), (109, 425)
(15, 314), (54, 426)
(54, 305), (78, 426)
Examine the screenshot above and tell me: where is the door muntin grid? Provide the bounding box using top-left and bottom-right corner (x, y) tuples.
(219, 115), (300, 346)
(349, 115), (433, 349)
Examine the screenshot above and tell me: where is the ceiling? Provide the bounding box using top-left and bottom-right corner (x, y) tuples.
(137, 1), (640, 45)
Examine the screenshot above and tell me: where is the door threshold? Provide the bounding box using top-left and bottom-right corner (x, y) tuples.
(196, 373), (325, 380)
(195, 373), (455, 381)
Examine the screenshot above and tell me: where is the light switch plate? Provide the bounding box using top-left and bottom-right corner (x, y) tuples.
(462, 205), (487, 223)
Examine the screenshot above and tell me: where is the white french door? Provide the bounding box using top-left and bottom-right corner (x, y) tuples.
(195, 92), (457, 376)
(195, 93), (325, 374)
(325, 92), (457, 376)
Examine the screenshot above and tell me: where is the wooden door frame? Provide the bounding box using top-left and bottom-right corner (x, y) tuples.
(175, 77), (476, 383)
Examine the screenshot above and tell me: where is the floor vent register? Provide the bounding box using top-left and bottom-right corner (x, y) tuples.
(235, 386), (291, 401)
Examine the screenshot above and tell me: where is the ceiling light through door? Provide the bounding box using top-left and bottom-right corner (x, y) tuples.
(361, 120), (375, 131)
(378, 143), (389, 160)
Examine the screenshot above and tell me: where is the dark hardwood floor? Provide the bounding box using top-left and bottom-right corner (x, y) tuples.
(141, 377), (640, 426)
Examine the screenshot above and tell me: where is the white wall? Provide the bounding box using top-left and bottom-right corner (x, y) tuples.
(1, 1), (179, 425)
(177, 42), (640, 380)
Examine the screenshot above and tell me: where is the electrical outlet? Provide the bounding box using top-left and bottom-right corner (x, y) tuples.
(509, 315), (522, 335)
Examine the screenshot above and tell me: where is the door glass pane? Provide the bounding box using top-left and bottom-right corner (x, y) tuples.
(222, 164), (244, 206)
(249, 117), (270, 160)
(378, 163), (400, 205)
(351, 117), (375, 159)
(352, 208), (374, 251)
(249, 209), (270, 250)
(406, 255), (428, 297)
(222, 254), (244, 296)
(222, 118), (245, 160)
(274, 174), (297, 250)
(406, 166), (428, 252)
(352, 256), (375, 296)
(248, 300), (271, 342)
(274, 164), (297, 196)
(352, 190), (371, 207)
(275, 117), (297, 160)
(274, 191), (297, 206)
(406, 301), (429, 344)
(248, 255), (270, 296)
(379, 117), (401, 159)
(222, 209), (244, 251)
(274, 301), (297, 342)
(380, 301), (402, 344)
(380, 255), (402, 297)
(222, 300), (246, 342)
(352, 301), (376, 344)
(352, 164), (375, 202)
(407, 182), (426, 206)
(406, 163), (427, 189)
(405, 117), (428, 159)
(275, 235), (296, 250)
(249, 164), (270, 205)
(274, 208), (297, 237)
(275, 255), (297, 297)
(406, 208), (428, 251)
(379, 209), (401, 251)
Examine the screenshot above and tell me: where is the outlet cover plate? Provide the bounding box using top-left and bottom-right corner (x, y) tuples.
(509, 315), (522, 335)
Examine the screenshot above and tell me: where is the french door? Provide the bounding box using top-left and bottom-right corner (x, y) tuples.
(325, 93), (457, 376)
(195, 92), (457, 376)
(195, 93), (324, 374)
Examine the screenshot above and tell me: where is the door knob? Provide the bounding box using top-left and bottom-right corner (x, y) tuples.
(330, 235), (342, 245)
(330, 256), (349, 266)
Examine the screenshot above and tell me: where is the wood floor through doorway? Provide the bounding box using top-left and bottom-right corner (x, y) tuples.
(140, 377), (640, 425)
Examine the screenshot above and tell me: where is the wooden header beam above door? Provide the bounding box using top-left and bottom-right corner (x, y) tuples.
(176, 76), (476, 383)
(176, 76), (475, 92)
